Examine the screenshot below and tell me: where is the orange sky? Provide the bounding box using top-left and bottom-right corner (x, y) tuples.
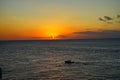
(0, 0), (120, 40)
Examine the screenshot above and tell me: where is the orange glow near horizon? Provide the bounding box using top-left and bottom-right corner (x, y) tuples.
(39, 25), (78, 40)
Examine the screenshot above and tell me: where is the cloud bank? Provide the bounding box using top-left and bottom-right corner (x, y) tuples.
(73, 30), (120, 39)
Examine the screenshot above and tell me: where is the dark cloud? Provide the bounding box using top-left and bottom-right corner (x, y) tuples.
(73, 30), (120, 38)
(74, 30), (120, 34)
(99, 14), (120, 24)
(99, 17), (106, 22)
(117, 14), (120, 18)
(102, 30), (120, 34)
(74, 31), (98, 34)
(98, 16), (113, 24)
(104, 16), (113, 20)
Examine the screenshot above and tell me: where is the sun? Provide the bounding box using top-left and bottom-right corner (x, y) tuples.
(49, 32), (58, 39)
(40, 26), (61, 40)
(39, 24), (77, 40)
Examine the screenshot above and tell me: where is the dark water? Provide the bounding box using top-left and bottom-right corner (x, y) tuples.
(0, 39), (120, 80)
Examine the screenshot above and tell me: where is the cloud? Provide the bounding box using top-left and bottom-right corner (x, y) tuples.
(115, 14), (120, 23)
(98, 16), (113, 24)
(73, 30), (120, 38)
(104, 16), (113, 20)
(74, 31), (97, 34)
(74, 30), (120, 34)
(99, 17), (106, 22)
(117, 14), (120, 18)
(99, 14), (120, 24)
(102, 30), (120, 34)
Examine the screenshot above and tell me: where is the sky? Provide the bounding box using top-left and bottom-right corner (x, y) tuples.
(0, 0), (120, 40)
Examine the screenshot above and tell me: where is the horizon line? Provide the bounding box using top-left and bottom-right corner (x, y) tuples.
(0, 38), (120, 41)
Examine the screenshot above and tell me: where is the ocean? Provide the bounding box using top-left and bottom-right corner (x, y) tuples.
(0, 39), (120, 80)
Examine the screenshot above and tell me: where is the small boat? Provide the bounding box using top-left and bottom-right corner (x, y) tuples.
(65, 60), (74, 64)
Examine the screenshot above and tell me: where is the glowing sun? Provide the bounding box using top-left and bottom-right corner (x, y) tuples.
(49, 32), (59, 39)
(39, 25), (76, 40)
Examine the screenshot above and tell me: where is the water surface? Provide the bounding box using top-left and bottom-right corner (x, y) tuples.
(0, 39), (120, 80)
